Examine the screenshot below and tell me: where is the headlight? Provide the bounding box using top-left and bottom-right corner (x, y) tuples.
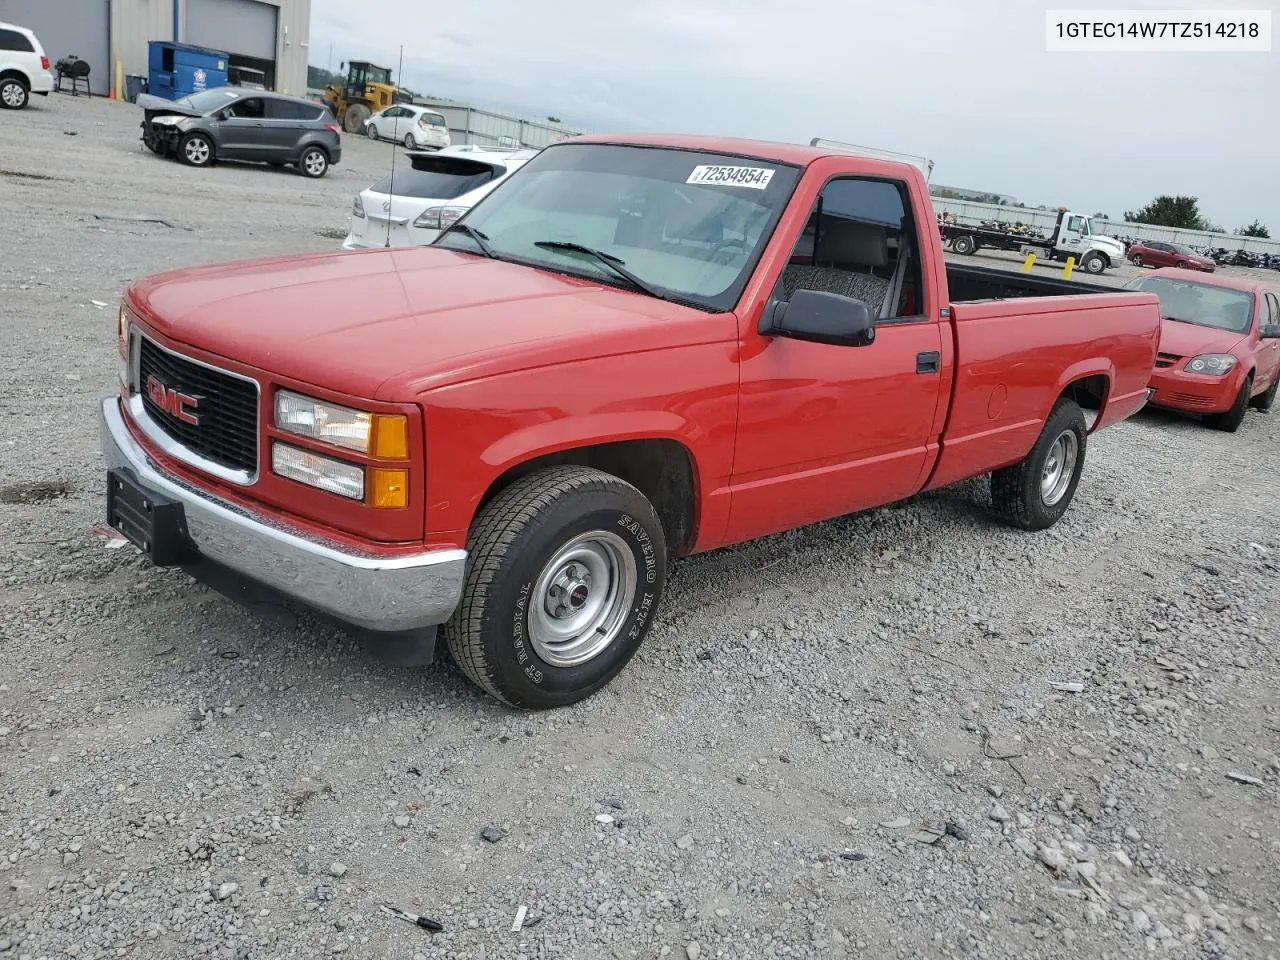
(274, 390), (409, 458)
(353, 195), (365, 218)
(272, 442), (364, 500)
(1185, 354), (1237, 376)
(415, 205), (467, 230)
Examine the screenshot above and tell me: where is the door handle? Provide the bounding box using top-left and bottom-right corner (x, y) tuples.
(916, 351), (941, 374)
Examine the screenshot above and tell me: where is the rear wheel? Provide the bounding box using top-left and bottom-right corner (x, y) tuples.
(1207, 375), (1252, 432)
(403, 132), (415, 149)
(952, 234), (977, 256)
(443, 466), (667, 709)
(344, 102), (370, 135)
(1250, 374), (1278, 412)
(990, 398), (1087, 531)
(178, 132), (213, 167)
(1081, 252), (1106, 274)
(298, 146), (328, 178)
(1, 77), (30, 109)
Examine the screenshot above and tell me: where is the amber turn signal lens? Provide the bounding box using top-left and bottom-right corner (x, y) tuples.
(370, 468), (409, 509)
(371, 414), (409, 459)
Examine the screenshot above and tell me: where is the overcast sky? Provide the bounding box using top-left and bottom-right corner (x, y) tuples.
(310, 0), (1279, 233)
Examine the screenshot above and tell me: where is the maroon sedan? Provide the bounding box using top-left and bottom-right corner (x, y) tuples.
(1127, 240), (1215, 272)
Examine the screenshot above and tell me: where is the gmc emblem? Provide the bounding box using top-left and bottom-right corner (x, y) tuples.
(145, 374), (201, 426)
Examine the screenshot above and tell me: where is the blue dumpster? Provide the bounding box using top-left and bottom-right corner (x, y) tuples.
(146, 41), (229, 101)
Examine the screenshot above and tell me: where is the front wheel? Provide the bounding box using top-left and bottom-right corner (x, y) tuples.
(443, 466), (667, 709)
(952, 234), (977, 256)
(1081, 252), (1106, 274)
(1131, 254), (1144, 268)
(1206, 375), (1251, 432)
(179, 133), (213, 167)
(298, 146), (329, 178)
(366, 123), (379, 141)
(990, 398), (1087, 531)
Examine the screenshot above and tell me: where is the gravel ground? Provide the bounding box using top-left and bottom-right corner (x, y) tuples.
(2, 94), (1279, 960)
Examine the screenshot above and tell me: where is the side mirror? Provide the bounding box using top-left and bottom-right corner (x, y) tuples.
(1262, 324), (1280, 339)
(759, 289), (876, 347)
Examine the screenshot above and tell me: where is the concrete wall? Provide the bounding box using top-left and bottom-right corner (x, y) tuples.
(108, 0), (309, 97)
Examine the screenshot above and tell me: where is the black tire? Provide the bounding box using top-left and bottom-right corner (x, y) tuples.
(990, 398), (1087, 531)
(403, 133), (415, 149)
(443, 466), (667, 709)
(1131, 254), (1144, 268)
(1081, 252), (1106, 274)
(952, 234), (977, 256)
(0, 77), (30, 109)
(1206, 375), (1251, 432)
(366, 122), (379, 141)
(344, 102), (371, 135)
(298, 146), (328, 178)
(178, 132), (214, 167)
(1250, 374), (1278, 412)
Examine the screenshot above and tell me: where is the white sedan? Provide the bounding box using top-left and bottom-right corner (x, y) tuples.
(342, 145), (539, 250)
(364, 104), (451, 150)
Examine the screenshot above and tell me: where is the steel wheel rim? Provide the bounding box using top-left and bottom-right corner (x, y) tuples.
(2, 83), (24, 106)
(528, 531), (637, 668)
(304, 151), (325, 175)
(1040, 431), (1078, 506)
(185, 138), (209, 163)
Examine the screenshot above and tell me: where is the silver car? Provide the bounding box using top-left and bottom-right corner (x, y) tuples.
(137, 86), (343, 178)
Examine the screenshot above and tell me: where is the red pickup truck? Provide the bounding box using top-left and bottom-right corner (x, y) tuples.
(100, 134), (1161, 708)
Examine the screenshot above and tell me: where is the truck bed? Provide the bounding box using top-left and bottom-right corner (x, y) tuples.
(947, 262), (1113, 302)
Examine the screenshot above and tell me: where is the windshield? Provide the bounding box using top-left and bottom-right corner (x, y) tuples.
(370, 157), (501, 199)
(1168, 242), (1196, 256)
(1125, 276), (1254, 333)
(433, 143), (802, 311)
(179, 89), (239, 113)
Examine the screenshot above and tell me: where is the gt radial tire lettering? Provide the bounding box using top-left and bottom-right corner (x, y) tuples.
(513, 583), (530, 667)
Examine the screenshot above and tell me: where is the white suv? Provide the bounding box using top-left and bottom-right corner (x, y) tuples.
(0, 21), (54, 110)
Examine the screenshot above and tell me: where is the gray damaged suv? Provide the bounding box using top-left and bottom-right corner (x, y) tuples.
(138, 86), (342, 178)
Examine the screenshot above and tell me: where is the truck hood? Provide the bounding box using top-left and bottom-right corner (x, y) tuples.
(1158, 318), (1245, 357)
(127, 248), (719, 400)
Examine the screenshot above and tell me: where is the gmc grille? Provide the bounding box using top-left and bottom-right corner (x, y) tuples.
(137, 337), (259, 474)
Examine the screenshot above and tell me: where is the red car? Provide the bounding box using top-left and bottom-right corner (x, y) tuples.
(1127, 240), (1215, 272)
(1127, 268), (1280, 431)
(98, 134), (1161, 708)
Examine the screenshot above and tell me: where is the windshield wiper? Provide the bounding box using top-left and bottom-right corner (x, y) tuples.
(440, 223), (496, 258)
(533, 241), (667, 300)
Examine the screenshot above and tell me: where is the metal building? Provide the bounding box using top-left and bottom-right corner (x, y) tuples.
(0, 0), (311, 97)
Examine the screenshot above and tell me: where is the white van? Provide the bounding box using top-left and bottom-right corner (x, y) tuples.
(0, 21), (54, 109)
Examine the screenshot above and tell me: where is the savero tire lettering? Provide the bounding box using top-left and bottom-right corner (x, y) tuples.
(145, 374), (201, 426)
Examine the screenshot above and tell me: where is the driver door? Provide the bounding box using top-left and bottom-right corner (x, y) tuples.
(727, 171), (945, 542)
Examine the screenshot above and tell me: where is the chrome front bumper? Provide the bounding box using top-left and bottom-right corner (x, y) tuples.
(99, 397), (466, 633)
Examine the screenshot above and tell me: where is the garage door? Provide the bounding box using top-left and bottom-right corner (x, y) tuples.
(186, 0), (278, 62)
(0, 0), (109, 95)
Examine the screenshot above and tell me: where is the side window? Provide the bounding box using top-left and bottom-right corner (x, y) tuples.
(0, 29), (35, 52)
(1260, 294), (1273, 327)
(1267, 294), (1280, 327)
(782, 177), (923, 321)
(1067, 215), (1085, 232)
(264, 98), (297, 120)
(228, 98), (265, 119)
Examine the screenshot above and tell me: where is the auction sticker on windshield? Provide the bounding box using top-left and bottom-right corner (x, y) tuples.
(686, 165), (775, 189)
